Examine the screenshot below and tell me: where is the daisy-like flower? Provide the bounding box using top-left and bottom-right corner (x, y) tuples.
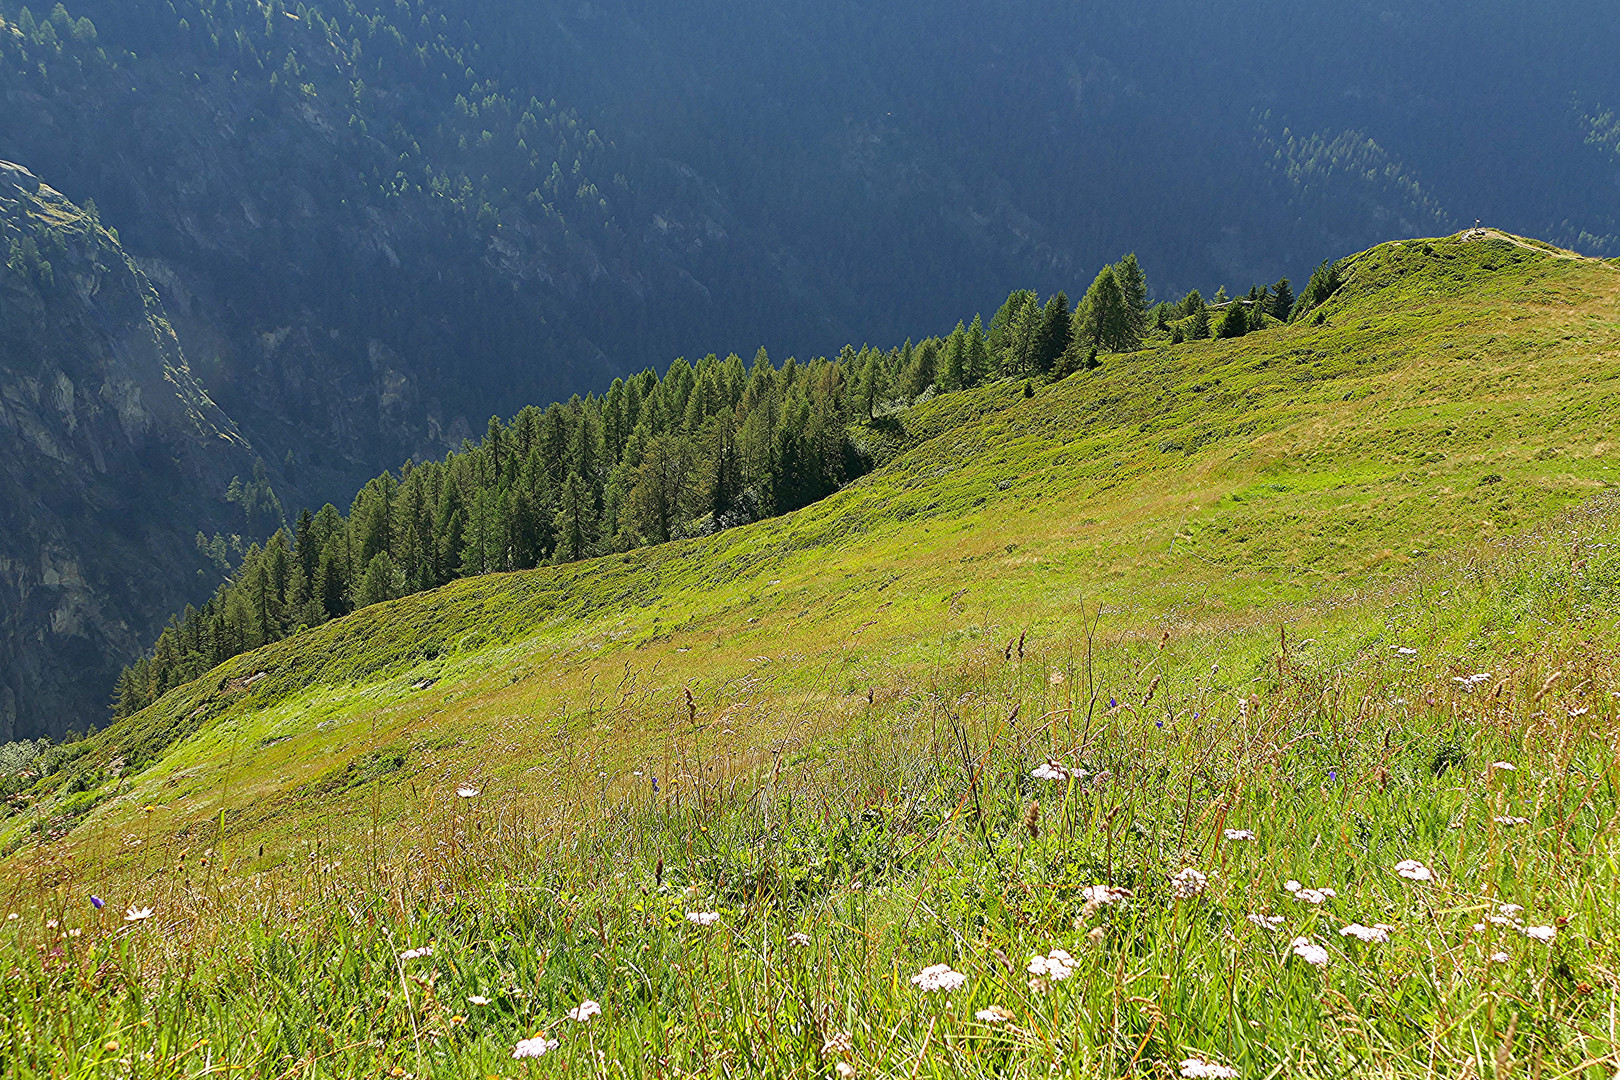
(124, 906), (154, 923)
(1223, 829), (1256, 841)
(787, 931), (813, 947)
(566, 999), (601, 1022)
(1394, 860), (1434, 882)
(976, 1005), (1014, 1023)
(1339, 923), (1392, 944)
(1247, 914), (1285, 930)
(1030, 761), (1071, 781)
(910, 963), (967, 992)
(1290, 937), (1329, 967)
(398, 946), (433, 960)
(455, 785), (480, 798)
(1180, 1058), (1241, 1079)
(1489, 951), (1512, 964)
(1027, 948), (1077, 982)
(822, 1031), (854, 1055)
(467, 996), (492, 1006)
(1080, 884), (1131, 905)
(511, 1036), (559, 1059)
(686, 911), (721, 927)
(1522, 925), (1557, 943)
(1171, 868), (1209, 899)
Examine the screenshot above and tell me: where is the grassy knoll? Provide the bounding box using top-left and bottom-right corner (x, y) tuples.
(2, 231), (1619, 1076)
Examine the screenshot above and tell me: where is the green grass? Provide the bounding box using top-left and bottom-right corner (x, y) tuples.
(3, 230), (1620, 1077)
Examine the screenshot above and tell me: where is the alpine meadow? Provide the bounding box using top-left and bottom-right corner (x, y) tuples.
(4, 229), (1620, 1078)
(4, 0), (1620, 1077)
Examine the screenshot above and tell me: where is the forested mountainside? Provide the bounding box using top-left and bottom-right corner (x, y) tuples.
(4, 1), (1616, 502)
(0, 162), (255, 740)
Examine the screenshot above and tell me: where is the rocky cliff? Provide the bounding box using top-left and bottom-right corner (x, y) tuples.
(0, 161), (254, 739)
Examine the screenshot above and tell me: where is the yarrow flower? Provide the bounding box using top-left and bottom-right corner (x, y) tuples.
(1247, 914), (1285, 930)
(787, 931), (813, 947)
(511, 1036), (559, 1059)
(822, 1030), (854, 1055)
(566, 999), (601, 1022)
(1494, 815), (1529, 826)
(1030, 761), (1073, 781)
(1487, 903), (1524, 927)
(1490, 951), (1512, 964)
(1522, 925), (1557, 943)
(1339, 923), (1393, 944)
(1027, 948), (1077, 982)
(910, 963), (967, 992)
(976, 1005), (1014, 1023)
(124, 906), (154, 923)
(1489, 761), (1516, 772)
(1171, 869), (1208, 899)
(685, 911), (721, 927)
(1283, 881), (1335, 904)
(1180, 1057), (1241, 1079)
(1290, 937), (1330, 967)
(398, 946), (433, 960)
(1394, 860), (1434, 882)
(1223, 829), (1256, 841)
(1080, 884), (1131, 906)
(834, 1063), (856, 1079)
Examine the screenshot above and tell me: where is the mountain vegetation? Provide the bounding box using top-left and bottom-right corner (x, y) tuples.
(1, 232), (1617, 1076)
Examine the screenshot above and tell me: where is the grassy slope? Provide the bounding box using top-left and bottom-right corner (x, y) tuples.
(4, 231), (1620, 1078)
(14, 230), (1618, 862)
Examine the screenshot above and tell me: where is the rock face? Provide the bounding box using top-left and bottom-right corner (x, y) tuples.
(0, 161), (254, 740)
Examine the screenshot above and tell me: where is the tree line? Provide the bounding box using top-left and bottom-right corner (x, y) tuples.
(110, 251), (1342, 719)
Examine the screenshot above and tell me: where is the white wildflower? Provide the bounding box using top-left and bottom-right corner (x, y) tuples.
(1030, 761), (1072, 781)
(910, 963), (967, 992)
(456, 785), (480, 798)
(1489, 762), (1516, 772)
(1171, 868), (1209, 899)
(1180, 1058), (1241, 1079)
(1080, 884), (1131, 905)
(685, 911), (721, 927)
(787, 931), (813, 947)
(1291, 937), (1329, 967)
(467, 996), (492, 1006)
(398, 946), (433, 960)
(976, 1005), (1014, 1023)
(834, 1063), (856, 1079)
(1223, 829), (1256, 841)
(1494, 815), (1529, 826)
(511, 1036), (559, 1059)
(822, 1030), (853, 1055)
(1027, 948), (1077, 982)
(1339, 923), (1391, 944)
(1292, 888), (1331, 905)
(566, 999), (601, 1022)
(1394, 860), (1434, 882)
(1522, 925), (1557, 943)
(1246, 914), (1285, 930)
(124, 907), (154, 923)
(1489, 951), (1512, 964)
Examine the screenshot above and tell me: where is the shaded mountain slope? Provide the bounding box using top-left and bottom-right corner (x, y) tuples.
(0, 162), (256, 739)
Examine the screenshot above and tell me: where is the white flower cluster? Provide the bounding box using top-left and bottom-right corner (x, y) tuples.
(1393, 860), (1434, 882)
(1081, 884), (1131, 906)
(1223, 828), (1256, 841)
(1180, 1057), (1240, 1078)
(512, 1036), (559, 1059)
(1284, 881), (1335, 904)
(1027, 948), (1077, 983)
(1339, 922), (1394, 944)
(398, 946), (433, 960)
(910, 963), (967, 992)
(1171, 869), (1208, 899)
(1290, 937), (1330, 967)
(685, 911), (721, 927)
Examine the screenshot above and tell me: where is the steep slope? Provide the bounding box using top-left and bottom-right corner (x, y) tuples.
(14, 230), (1618, 854)
(0, 161), (257, 740)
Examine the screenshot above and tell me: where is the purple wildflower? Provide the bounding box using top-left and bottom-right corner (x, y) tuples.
(90, 896), (104, 910)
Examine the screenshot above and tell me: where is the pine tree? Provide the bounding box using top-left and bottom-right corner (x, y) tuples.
(1115, 254), (1149, 342)
(1217, 301), (1249, 338)
(1271, 277), (1295, 322)
(1030, 292), (1072, 375)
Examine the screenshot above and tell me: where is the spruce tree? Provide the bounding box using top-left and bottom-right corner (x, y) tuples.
(1030, 292), (1072, 375)
(1271, 277), (1295, 322)
(1217, 302), (1249, 338)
